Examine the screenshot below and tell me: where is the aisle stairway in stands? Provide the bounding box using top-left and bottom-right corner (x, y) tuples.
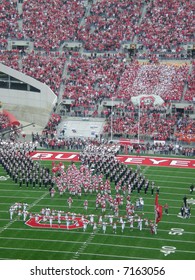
(132, 1), (148, 44)
(79, 0), (93, 28)
(57, 58), (70, 105)
(181, 62), (193, 101)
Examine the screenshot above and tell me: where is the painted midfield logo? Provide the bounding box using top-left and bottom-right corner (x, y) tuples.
(25, 215), (89, 230)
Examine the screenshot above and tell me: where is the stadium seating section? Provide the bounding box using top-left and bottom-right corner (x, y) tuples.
(0, 0), (194, 143)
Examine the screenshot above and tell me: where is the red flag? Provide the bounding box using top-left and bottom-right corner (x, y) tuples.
(155, 205), (163, 223)
(155, 194), (163, 224)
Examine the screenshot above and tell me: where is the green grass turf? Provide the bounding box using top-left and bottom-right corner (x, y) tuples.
(0, 159), (195, 260)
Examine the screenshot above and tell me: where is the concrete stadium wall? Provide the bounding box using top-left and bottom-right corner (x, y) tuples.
(0, 63), (57, 127)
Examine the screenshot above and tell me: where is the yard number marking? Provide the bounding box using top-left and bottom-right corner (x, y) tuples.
(169, 228), (184, 235)
(160, 246), (176, 256)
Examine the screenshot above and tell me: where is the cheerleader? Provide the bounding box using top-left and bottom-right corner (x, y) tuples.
(41, 208), (45, 215)
(83, 220), (88, 232)
(108, 215), (113, 224)
(23, 210), (28, 221)
(84, 200), (88, 211)
(137, 216), (143, 231)
(102, 222), (107, 234)
(58, 215), (61, 227)
(113, 222), (117, 234)
(49, 215), (53, 227)
(59, 186), (64, 196)
(67, 197), (73, 209)
(93, 222), (97, 232)
(99, 215), (103, 224)
(144, 218), (149, 227)
(66, 218), (70, 229)
(51, 188), (55, 198)
(9, 206), (14, 221)
(89, 214), (94, 225)
(121, 221), (125, 233)
(129, 216), (134, 230)
(43, 215), (47, 222)
(35, 213), (39, 222)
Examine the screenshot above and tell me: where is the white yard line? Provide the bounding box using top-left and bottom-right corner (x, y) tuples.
(0, 246), (152, 260)
(1, 235), (195, 245)
(71, 232), (97, 260)
(0, 243), (194, 259)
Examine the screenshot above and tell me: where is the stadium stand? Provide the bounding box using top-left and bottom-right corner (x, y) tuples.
(77, 0), (143, 51)
(0, 0), (20, 48)
(21, 52), (67, 95)
(0, 50), (20, 70)
(0, 0), (194, 147)
(137, 0), (194, 52)
(117, 61), (189, 101)
(22, 0), (85, 51)
(63, 54), (126, 107)
(1, 3), (195, 265)
(184, 61), (195, 101)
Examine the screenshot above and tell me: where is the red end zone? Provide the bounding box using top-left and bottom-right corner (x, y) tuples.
(30, 151), (195, 169)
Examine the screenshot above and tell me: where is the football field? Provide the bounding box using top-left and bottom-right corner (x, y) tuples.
(0, 153), (195, 260)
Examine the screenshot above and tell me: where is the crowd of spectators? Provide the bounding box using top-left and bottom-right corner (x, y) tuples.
(0, 49), (191, 105)
(175, 116), (195, 144)
(137, 0), (194, 52)
(0, 0), (194, 54)
(42, 113), (61, 139)
(63, 54), (126, 107)
(103, 109), (177, 141)
(117, 60), (189, 101)
(132, 142), (195, 157)
(0, 0), (194, 149)
(21, 52), (67, 95)
(0, 50), (20, 70)
(63, 56), (190, 112)
(29, 121), (195, 157)
(0, 0), (193, 103)
(77, 0), (143, 51)
(0, 0), (20, 49)
(77, 0), (194, 52)
(22, 0), (85, 51)
(184, 62), (195, 101)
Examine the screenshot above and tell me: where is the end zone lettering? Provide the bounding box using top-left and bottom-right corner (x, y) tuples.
(31, 152), (79, 161)
(25, 215), (88, 230)
(121, 156), (195, 168)
(30, 151), (195, 168)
